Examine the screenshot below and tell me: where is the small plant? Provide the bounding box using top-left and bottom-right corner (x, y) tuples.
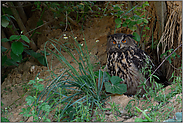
(20, 77), (51, 122)
(72, 102), (92, 122)
(108, 100), (123, 121)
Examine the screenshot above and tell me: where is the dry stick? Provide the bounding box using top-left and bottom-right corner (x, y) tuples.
(145, 43), (182, 83)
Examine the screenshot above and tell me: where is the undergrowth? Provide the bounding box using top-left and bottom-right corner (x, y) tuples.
(1, 2), (182, 122)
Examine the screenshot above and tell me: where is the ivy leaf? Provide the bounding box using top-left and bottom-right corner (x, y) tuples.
(21, 35), (30, 43)
(11, 41), (24, 55)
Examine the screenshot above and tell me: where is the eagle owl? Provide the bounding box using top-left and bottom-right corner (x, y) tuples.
(106, 33), (169, 96)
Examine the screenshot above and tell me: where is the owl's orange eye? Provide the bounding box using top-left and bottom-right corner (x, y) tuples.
(112, 41), (116, 44)
(122, 40), (127, 43)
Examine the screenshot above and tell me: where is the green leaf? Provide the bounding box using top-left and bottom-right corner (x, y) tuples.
(145, 26), (150, 30)
(6, 14), (16, 20)
(24, 49), (41, 58)
(28, 80), (36, 85)
(104, 76), (127, 94)
(21, 35), (30, 43)
(37, 56), (47, 66)
(4, 58), (18, 66)
(104, 81), (127, 95)
(115, 18), (122, 25)
(129, 26), (137, 31)
(1, 46), (7, 52)
(128, 21), (136, 27)
(143, 1), (149, 7)
(143, 18), (148, 23)
(11, 41), (24, 55)
(114, 6), (121, 10)
(132, 15), (140, 20)
(33, 83), (44, 91)
(137, 19), (143, 24)
(133, 32), (140, 42)
(26, 96), (35, 106)
(117, 10), (124, 16)
(1, 15), (10, 28)
(10, 51), (22, 62)
(123, 15), (128, 19)
(41, 103), (51, 112)
(116, 24), (121, 28)
(122, 23), (127, 27)
(125, 19), (131, 23)
(142, 34), (146, 37)
(9, 35), (21, 41)
(1, 38), (10, 42)
(24, 49), (47, 66)
(110, 76), (123, 85)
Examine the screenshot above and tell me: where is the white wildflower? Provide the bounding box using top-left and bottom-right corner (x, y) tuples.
(96, 39), (99, 42)
(63, 36), (68, 39)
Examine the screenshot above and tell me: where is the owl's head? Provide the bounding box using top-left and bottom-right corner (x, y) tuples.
(107, 33), (137, 52)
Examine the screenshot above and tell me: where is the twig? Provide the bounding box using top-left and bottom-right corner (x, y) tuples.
(145, 43), (182, 83)
(25, 19), (56, 35)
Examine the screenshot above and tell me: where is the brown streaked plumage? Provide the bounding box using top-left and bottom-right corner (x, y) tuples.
(106, 33), (169, 96)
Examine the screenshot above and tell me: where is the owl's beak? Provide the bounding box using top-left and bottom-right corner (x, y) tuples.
(118, 44), (121, 49)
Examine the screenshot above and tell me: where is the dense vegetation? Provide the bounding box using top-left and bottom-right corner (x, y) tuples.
(1, 1), (182, 122)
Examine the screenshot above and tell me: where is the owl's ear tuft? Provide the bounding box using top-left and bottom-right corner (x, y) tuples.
(127, 34), (135, 38)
